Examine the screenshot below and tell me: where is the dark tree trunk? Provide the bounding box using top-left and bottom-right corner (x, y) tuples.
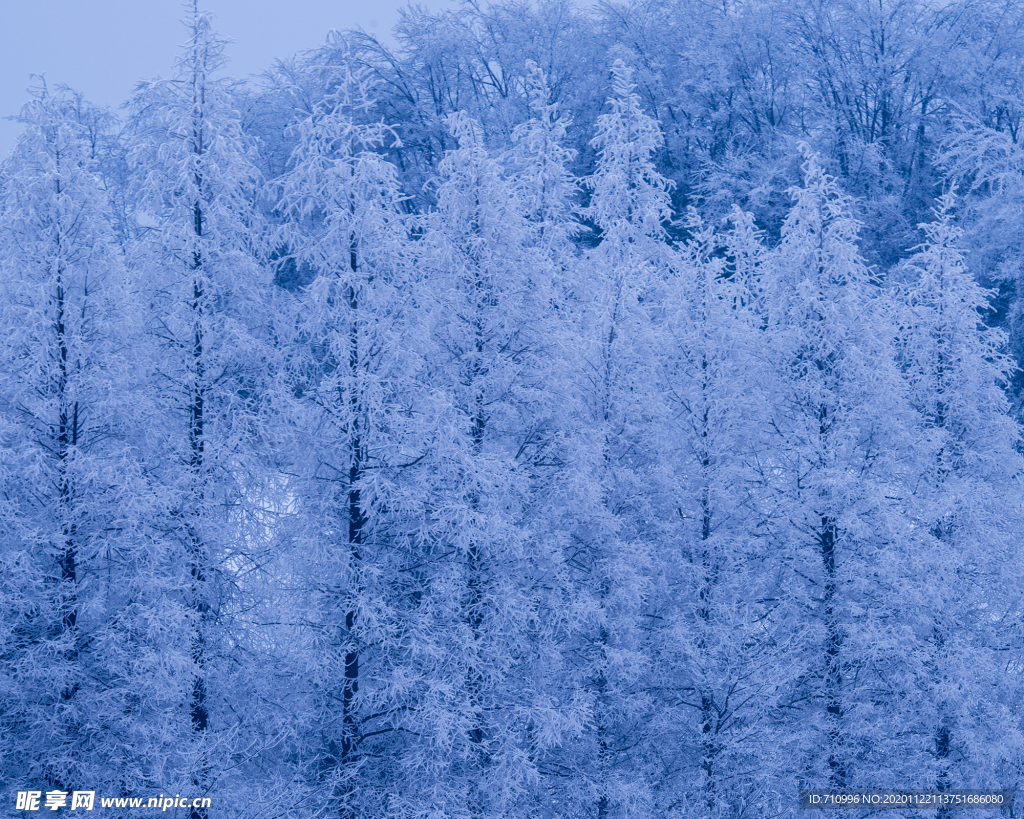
(53, 242), (82, 793)
(821, 511), (845, 788)
(697, 358), (721, 816)
(55, 261), (81, 680)
(596, 623), (611, 819)
(817, 393), (845, 788)
(935, 722), (952, 819)
(466, 261), (490, 819)
(188, 204), (210, 819)
(337, 248), (364, 819)
(699, 490), (721, 814)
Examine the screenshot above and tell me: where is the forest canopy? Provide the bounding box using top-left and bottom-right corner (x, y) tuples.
(2, 1), (1023, 818)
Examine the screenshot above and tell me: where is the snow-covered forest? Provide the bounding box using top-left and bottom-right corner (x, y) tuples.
(2, 1), (1024, 817)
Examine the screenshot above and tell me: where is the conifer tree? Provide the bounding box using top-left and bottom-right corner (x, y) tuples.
(125, 7), (270, 812)
(505, 60), (583, 258)
(275, 57), (419, 818)
(895, 194), (1024, 793)
(501, 60), (595, 818)
(568, 60), (676, 819)
(403, 110), (575, 819)
(0, 88), (160, 801)
(657, 208), (794, 817)
(756, 149), (939, 790)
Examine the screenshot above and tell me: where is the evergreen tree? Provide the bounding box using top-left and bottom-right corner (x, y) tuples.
(505, 60), (584, 258)
(565, 60), (676, 819)
(502, 61), (596, 819)
(403, 110), (575, 819)
(657, 208), (794, 818)
(0, 88), (162, 801)
(895, 193), (1024, 794)
(125, 7), (271, 813)
(275, 58), (420, 818)
(942, 124), (1024, 413)
(757, 149), (915, 789)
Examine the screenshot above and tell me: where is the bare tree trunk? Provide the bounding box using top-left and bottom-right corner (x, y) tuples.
(186, 61), (210, 803)
(55, 257), (81, 690)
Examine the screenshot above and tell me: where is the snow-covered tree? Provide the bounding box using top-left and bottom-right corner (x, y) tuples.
(125, 6), (272, 812)
(274, 57), (421, 818)
(10, 4), (1024, 810)
(557, 60), (677, 819)
(400, 110), (579, 819)
(505, 60), (583, 259)
(756, 149), (916, 789)
(894, 193), (1024, 793)
(0, 88), (166, 801)
(942, 124), (1024, 413)
(654, 207), (795, 818)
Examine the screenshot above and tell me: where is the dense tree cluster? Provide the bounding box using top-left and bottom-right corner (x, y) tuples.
(2, 2), (1023, 818)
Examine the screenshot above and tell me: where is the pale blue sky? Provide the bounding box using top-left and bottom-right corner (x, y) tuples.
(1, 0), (451, 156)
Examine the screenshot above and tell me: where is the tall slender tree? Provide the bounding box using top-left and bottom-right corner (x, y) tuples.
(275, 57), (418, 818)
(501, 61), (595, 819)
(757, 149), (915, 789)
(0, 88), (158, 801)
(505, 60), (583, 259)
(126, 6), (269, 813)
(657, 208), (795, 818)
(895, 193), (1024, 795)
(568, 60), (676, 819)
(403, 109), (574, 819)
